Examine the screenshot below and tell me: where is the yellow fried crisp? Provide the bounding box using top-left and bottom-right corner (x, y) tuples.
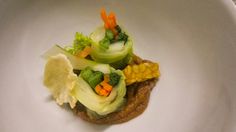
(44, 54), (77, 108)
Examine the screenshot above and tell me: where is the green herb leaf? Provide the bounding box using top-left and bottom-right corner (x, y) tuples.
(117, 32), (128, 43)
(115, 25), (122, 33)
(109, 72), (120, 86)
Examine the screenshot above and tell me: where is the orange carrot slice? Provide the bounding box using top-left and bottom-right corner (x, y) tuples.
(109, 12), (117, 26)
(103, 85), (112, 92)
(95, 85), (103, 94)
(78, 46), (92, 58)
(101, 81), (112, 92)
(108, 19), (116, 29)
(101, 8), (110, 29)
(107, 19), (117, 35)
(100, 89), (109, 96)
(101, 8), (107, 22)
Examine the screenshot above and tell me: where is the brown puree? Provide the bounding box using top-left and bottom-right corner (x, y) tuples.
(73, 55), (158, 124)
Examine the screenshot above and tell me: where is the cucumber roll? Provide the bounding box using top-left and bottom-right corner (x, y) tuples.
(90, 9), (133, 69)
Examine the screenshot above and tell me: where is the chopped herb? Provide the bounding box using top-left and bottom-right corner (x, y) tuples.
(117, 32), (128, 43)
(115, 25), (122, 33)
(109, 72), (120, 87)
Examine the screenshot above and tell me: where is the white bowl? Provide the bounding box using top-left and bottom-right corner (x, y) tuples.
(0, 0), (235, 132)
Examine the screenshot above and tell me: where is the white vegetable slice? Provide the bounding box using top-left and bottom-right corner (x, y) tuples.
(42, 45), (111, 73)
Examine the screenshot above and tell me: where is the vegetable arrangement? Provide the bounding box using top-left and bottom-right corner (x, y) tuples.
(90, 9), (133, 69)
(65, 32), (92, 58)
(99, 8), (128, 49)
(42, 9), (160, 123)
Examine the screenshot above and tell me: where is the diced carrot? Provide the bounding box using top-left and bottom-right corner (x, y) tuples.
(104, 92), (109, 96)
(95, 83), (111, 96)
(103, 85), (112, 92)
(101, 81), (112, 92)
(100, 81), (107, 87)
(95, 85), (103, 94)
(100, 89), (109, 96)
(78, 46), (92, 58)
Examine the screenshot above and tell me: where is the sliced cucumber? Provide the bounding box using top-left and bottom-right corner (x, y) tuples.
(90, 26), (133, 67)
(91, 39), (133, 63)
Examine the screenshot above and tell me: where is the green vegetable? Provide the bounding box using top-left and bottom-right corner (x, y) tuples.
(65, 32), (92, 55)
(90, 26), (133, 68)
(105, 29), (114, 40)
(109, 72), (120, 86)
(81, 67), (93, 81)
(87, 71), (104, 88)
(99, 38), (110, 50)
(44, 46), (127, 115)
(42, 45), (111, 73)
(71, 70), (126, 115)
(117, 32), (128, 43)
(98, 29), (115, 50)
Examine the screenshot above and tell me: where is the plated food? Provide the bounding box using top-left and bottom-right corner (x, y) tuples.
(42, 9), (160, 124)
